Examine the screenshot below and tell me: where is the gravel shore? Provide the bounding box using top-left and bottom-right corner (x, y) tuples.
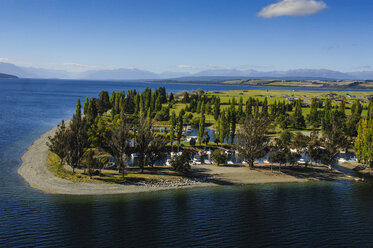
(18, 126), (356, 195)
(17, 126), (215, 195)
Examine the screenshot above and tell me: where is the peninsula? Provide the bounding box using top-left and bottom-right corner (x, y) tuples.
(0, 73), (18, 79)
(19, 87), (373, 195)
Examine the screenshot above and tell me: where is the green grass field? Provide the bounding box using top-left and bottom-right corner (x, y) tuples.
(168, 89), (371, 116)
(159, 89), (372, 133)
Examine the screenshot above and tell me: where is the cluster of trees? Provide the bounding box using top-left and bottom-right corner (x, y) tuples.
(235, 110), (349, 169)
(355, 118), (373, 166)
(183, 89), (218, 115)
(48, 89), (171, 176)
(216, 99), (237, 144)
(108, 87), (171, 121)
(351, 98), (373, 167)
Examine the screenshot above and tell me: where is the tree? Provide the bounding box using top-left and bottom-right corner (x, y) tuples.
(292, 99), (306, 129)
(352, 100), (363, 115)
(47, 120), (68, 167)
(170, 154), (190, 174)
(229, 108), (236, 144)
(292, 132), (310, 167)
(198, 115), (205, 146)
(64, 100), (89, 173)
(216, 116), (221, 144)
(220, 110), (230, 143)
(214, 98), (221, 121)
(135, 117), (153, 173)
(108, 121), (132, 178)
(202, 131), (210, 147)
(261, 97), (268, 117)
(155, 95), (162, 112)
(97, 91), (111, 115)
(276, 113), (291, 130)
(169, 111), (176, 150)
(346, 100), (362, 137)
(65, 116), (88, 173)
(307, 98), (321, 126)
(277, 129), (293, 148)
(176, 112), (184, 149)
(83, 150), (97, 178)
(268, 149), (289, 170)
(75, 98), (81, 118)
(182, 91), (189, 103)
(147, 135), (168, 168)
(292, 132), (310, 154)
(245, 98), (253, 117)
(368, 98), (373, 120)
(98, 157), (108, 176)
(168, 92), (174, 102)
(211, 149), (227, 166)
(235, 114), (270, 168)
(355, 119), (373, 166)
(322, 99), (333, 133)
(86, 99), (98, 125)
(88, 118), (109, 149)
(154, 106), (170, 121)
(268, 130), (294, 170)
(83, 97), (89, 115)
(307, 129), (321, 166)
(238, 96), (243, 119)
(189, 137), (196, 146)
(321, 121), (349, 169)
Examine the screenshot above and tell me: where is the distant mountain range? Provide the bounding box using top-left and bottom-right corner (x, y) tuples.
(0, 72), (18, 78)
(1, 62), (372, 81)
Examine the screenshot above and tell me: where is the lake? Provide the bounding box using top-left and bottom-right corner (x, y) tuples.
(1, 78), (373, 247)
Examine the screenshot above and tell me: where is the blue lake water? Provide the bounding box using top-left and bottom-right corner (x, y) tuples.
(1, 78), (373, 247)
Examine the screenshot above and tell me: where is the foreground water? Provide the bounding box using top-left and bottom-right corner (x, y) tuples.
(1, 78), (373, 247)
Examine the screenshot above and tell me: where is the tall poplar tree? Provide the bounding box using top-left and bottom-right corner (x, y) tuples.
(214, 98), (221, 120)
(169, 111), (176, 150)
(292, 99), (305, 129)
(176, 112), (184, 149)
(198, 115), (205, 146)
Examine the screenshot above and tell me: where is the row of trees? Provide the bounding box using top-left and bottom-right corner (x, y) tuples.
(355, 118), (373, 166)
(48, 97), (170, 177)
(234, 110), (349, 169)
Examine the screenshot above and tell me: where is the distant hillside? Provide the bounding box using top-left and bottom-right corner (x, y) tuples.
(0, 61), (373, 80)
(0, 62), (39, 78)
(82, 68), (159, 80)
(0, 73), (18, 79)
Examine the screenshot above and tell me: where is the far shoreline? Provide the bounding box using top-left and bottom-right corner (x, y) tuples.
(17, 124), (359, 195)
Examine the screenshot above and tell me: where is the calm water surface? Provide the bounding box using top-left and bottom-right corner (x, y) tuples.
(1, 78), (373, 247)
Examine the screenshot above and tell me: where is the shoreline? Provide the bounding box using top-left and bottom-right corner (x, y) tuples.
(18, 126), (358, 195)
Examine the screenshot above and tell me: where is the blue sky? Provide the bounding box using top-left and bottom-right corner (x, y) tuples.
(0, 0), (372, 72)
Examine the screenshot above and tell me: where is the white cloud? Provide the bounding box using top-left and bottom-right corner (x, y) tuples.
(207, 65), (232, 70)
(176, 65), (204, 71)
(258, 0), (327, 18)
(354, 65), (372, 70)
(0, 57), (10, 62)
(62, 62), (135, 72)
(328, 44), (339, 50)
(177, 65), (195, 69)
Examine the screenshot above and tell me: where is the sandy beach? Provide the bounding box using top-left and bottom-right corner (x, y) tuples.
(18, 126), (357, 195)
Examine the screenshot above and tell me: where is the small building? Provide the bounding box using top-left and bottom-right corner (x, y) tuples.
(286, 97), (298, 102)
